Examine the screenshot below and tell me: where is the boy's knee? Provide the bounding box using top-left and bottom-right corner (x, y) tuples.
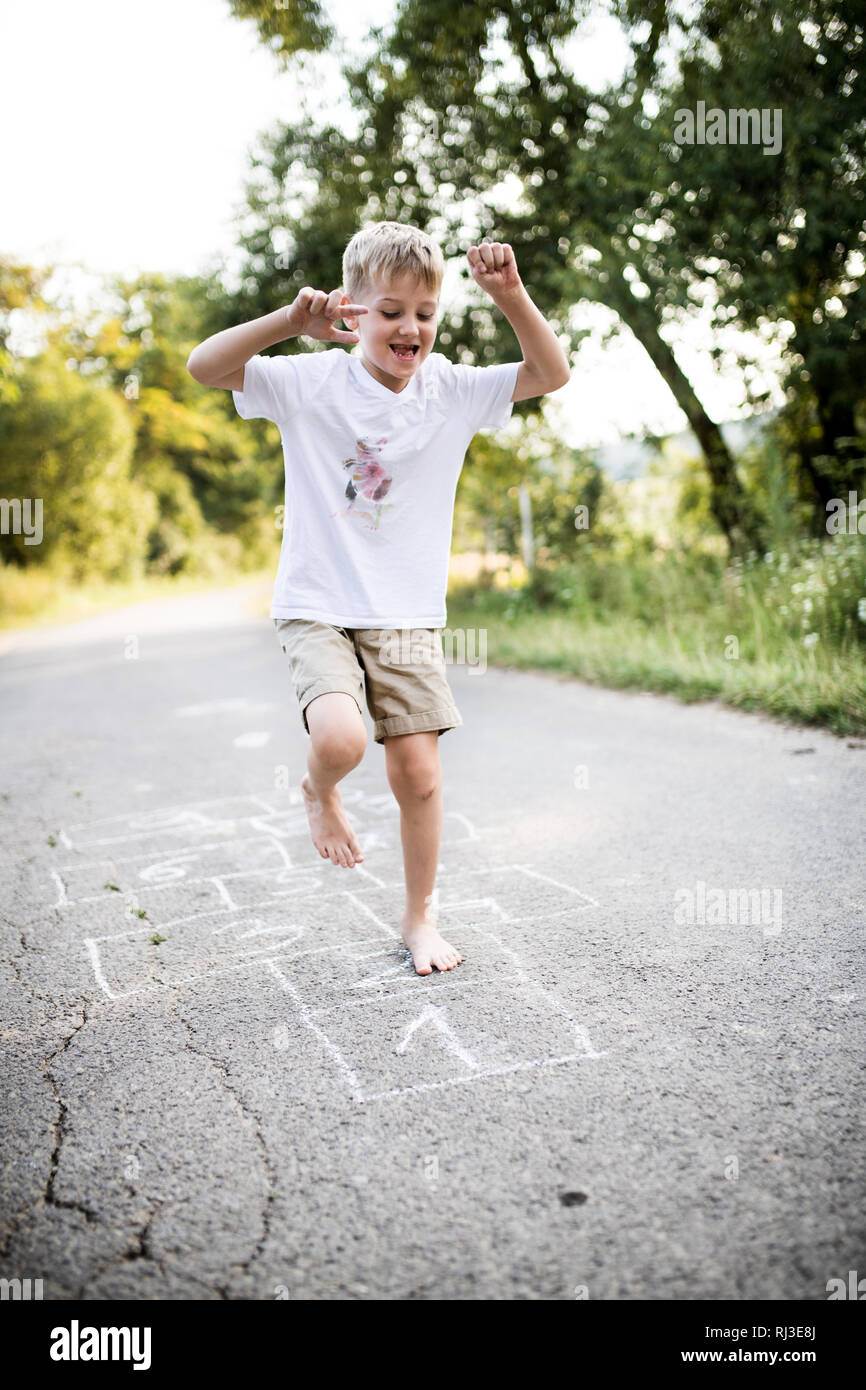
(387, 750), (441, 802)
(312, 726), (366, 770)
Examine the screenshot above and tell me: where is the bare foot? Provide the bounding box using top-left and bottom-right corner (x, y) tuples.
(301, 774), (364, 868)
(401, 909), (463, 975)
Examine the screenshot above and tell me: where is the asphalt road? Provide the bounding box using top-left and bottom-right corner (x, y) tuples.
(1, 585), (864, 1300)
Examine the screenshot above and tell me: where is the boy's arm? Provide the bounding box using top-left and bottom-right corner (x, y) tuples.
(186, 289), (368, 390)
(466, 243), (571, 401)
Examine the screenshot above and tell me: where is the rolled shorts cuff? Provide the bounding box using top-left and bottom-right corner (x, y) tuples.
(298, 677), (364, 733)
(374, 705), (463, 745)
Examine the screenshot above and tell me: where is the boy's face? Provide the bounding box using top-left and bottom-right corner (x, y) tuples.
(350, 270), (439, 392)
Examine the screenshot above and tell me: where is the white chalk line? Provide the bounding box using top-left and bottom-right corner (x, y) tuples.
(359, 1050), (607, 1103)
(62, 793), (274, 835)
(308, 975), (527, 1015)
(510, 864), (599, 907)
(83, 932), (398, 1001)
(80, 872), (599, 998)
(65, 791), (606, 1093)
(168, 872), (594, 937)
(352, 863), (388, 889)
(259, 914), (605, 1100)
(50, 810), (473, 867)
(61, 784), (459, 835)
(49, 870), (67, 909)
(53, 831), (291, 876)
(85, 893), (387, 944)
(52, 860), (323, 909)
(212, 878), (236, 910)
(51, 860), (597, 920)
(397, 1004), (480, 1068)
(266, 959), (365, 1103)
(343, 892), (399, 939)
(476, 925), (605, 1058)
(448, 812), (478, 841)
(72, 876), (384, 938)
(57, 795), (478, 854)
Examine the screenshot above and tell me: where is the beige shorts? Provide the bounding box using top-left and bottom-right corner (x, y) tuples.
(273, 619), (463, 744)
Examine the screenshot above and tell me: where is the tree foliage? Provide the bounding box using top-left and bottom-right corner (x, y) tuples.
(0, 267), (283, 585)
(220, 0), (865, 553)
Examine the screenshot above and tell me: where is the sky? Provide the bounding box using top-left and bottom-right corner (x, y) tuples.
(1, 0), (787, 447)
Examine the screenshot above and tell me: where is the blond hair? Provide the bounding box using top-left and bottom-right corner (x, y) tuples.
(342, 221), (445, 302)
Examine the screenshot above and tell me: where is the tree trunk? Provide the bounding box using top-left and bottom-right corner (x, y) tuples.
(518, 484), (534, 572)
(597, 252), (762, 553)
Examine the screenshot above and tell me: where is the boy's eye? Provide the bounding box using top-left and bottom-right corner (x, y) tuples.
(380, 311), (434, 319)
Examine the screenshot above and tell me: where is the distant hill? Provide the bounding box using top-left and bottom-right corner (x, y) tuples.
(593, 409), (779, 480)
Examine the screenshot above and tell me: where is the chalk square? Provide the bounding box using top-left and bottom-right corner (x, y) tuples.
(291, 975), (598, 1101)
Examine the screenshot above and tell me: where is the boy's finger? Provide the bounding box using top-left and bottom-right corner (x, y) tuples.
(340, 304), (368, 316)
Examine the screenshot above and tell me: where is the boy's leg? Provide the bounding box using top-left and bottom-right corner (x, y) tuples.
(274, 620), (367, 869)
(384, 731), (462, 975)
(302, 692), (367, 868)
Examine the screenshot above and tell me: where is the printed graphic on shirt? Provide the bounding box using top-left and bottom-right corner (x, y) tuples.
(332, 435), (393, 532)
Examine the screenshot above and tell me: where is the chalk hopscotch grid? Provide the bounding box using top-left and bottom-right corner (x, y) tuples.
(79, 873), (595, 1002)
(46, 791), (606, 1098)
(264, 920), (606, 1105)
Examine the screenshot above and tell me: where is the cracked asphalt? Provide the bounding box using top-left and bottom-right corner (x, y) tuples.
(1, 584), (864, 1301)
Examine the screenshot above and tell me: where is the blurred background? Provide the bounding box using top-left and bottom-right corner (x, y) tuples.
(1, 0), (864, 732)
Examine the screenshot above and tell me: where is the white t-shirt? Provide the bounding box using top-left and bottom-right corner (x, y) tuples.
(232, 348), (521, 627)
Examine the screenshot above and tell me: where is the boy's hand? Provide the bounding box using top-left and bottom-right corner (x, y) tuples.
(286, 287), (368, 344)
(466, 242), (523, 300)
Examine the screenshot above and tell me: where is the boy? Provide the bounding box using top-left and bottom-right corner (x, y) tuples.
(186, 222), (569, 975)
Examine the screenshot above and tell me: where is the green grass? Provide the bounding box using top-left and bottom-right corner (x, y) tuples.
(447, 601), (866, 735)
(5, 538), (864, 737)
(446, 543), (866, 737)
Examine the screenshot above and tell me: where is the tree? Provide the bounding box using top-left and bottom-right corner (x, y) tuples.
(636, 0), (866, 521)
(0, 350), (154, 581)
(224, 0), (864, 552)
(221, 0), (756, 547)
(0, 260), (51, 404)
(58, 273), (285, 572)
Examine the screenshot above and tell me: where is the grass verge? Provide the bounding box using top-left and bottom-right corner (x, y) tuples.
(446, 567), (866, 739)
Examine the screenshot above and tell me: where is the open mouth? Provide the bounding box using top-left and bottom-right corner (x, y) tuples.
(389, 344), (419, 360)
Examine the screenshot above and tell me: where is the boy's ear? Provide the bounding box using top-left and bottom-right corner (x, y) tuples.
(339, 291), (360, 332)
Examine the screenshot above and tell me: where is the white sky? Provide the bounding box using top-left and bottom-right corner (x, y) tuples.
(1, 0), (787, 446)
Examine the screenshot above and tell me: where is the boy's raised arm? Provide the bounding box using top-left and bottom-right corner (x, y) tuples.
(466, 242), (571, 402)
(186, 289), (369, 391)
